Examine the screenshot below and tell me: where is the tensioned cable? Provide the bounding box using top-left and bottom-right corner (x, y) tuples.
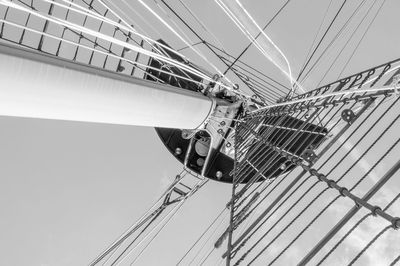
(2, 0), (185, 85)
(248, 60), (400, 114)
(177, 41), (203, 51)
(230, 174), (294, 249)
(215, 51), (289, 94)
(176, 207), (227, 265)
(214, 0), (297, 92)
(298, 0), (334, 81)
(90, 170), (185, 265)
(263, 114), (400, 265)
(316, 0), (379, 87)
(317, 190), (400, 265)
(233, 91), (382, 249)
(1, 0), (244, 93)
(233, 110), (316, 218)
(129, 202), (186, 265)
(177, 0), (226, 51)
(140, 0), (203, 82)
(116, 198), (187, 265)
(3, 0), (245, 95)
(232, 100), (352, 263)
(96, 0), (155, 40)
(60, 0), (181, 61)
(208, 54), (286, 103)
(98, 0), (211, 78)
(198, 246), (216, 265)
(337, 0), (387, 79)
(156, 0), (286, 102)
(222, 0), (292, 75)
(188, 211), (229, 265)
(132, 0), (237, 88)
(0, 19), (214, 90)
(390, 254), (400, 266)
(241, 97), (396, 262)
(348, 225), (392, 266)
(108, 209), (164, 266)
(209, 41), (290, 90)
(296, 0), (348, 82)
(98, 0), (218, 84)
(116, 177), (208, 265)
(152, 0), (200, 49)
(158, 0), (271, 99)
(105, 174), (193, 265)
(0, 0), (210, 80)
(97, 0), (208, 86)
(150, 0), (222, 83)
(227, 114), (324, 260)
(250, 83), (400, 114)
(96, 0), (184, 76)
(101, 0), (162, 38)
(299, 0), (368, 85)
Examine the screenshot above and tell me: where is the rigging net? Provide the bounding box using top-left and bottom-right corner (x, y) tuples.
(221, 58), (400, 265)
(1, 0), (400, 265)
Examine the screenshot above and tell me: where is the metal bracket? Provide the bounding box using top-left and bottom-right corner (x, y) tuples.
(302, 148), (318, 164)
(341, 109), (356, 124)
(391, 74), (400, 95)
(182, 129), (197, 139)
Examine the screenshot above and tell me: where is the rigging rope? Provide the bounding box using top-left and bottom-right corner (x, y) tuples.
(133, 0), (237, 88)
(241, 99), (400, 265)
(112, 175), (208, 265)
(299, 0), (334, 81)
(1, 0), (252, 97)
(176, 207), (227, 265)
(250, 66), (400, 114)
(347, 225), (392, 266)
(317, 191), (400, 265)
(109, 209), (164, 265)
(211, 44), (290, 91)
(296, 0), (348, 82)
(390, 255), (400, 266)
(264, 112), (400, 265)
(0, 19), (214, 89)
(128, 202), (186, 265)
(177, 0), (226, 51)
(234, 101), (353, 263)
(316, 0), (379, 87)
(188, 211), (228, 265)
(214, 0), (299, 92)
(228, 85), (400, 264)
(0, 0), (214, 82)
(337, 0), (387, 78)
(89, 170), (186, 265)
(101, 0), (163, 37)
(157, 0), (257, 100)
(222, 0), (292, 75)
(198, 246), (216, 265)
(299, 0), (368, 85)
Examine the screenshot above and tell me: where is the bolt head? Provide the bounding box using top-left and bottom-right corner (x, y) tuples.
(216, 171), (223, 179)
(175, 147), (182, 155)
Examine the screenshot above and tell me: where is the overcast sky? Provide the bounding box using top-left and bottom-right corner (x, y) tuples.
(0, 0), (399, 265)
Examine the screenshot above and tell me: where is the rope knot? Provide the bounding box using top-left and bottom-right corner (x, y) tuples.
(371, 206), (382, 217)
(392, 217), (400, 230)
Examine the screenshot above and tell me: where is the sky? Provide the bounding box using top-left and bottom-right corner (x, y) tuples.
(0, 0), (400, 265)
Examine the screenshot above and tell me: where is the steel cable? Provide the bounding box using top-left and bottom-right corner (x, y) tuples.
(241, 97), (398, 264)
(347, 225), (392, 266)
(317, 191), (400, 265)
